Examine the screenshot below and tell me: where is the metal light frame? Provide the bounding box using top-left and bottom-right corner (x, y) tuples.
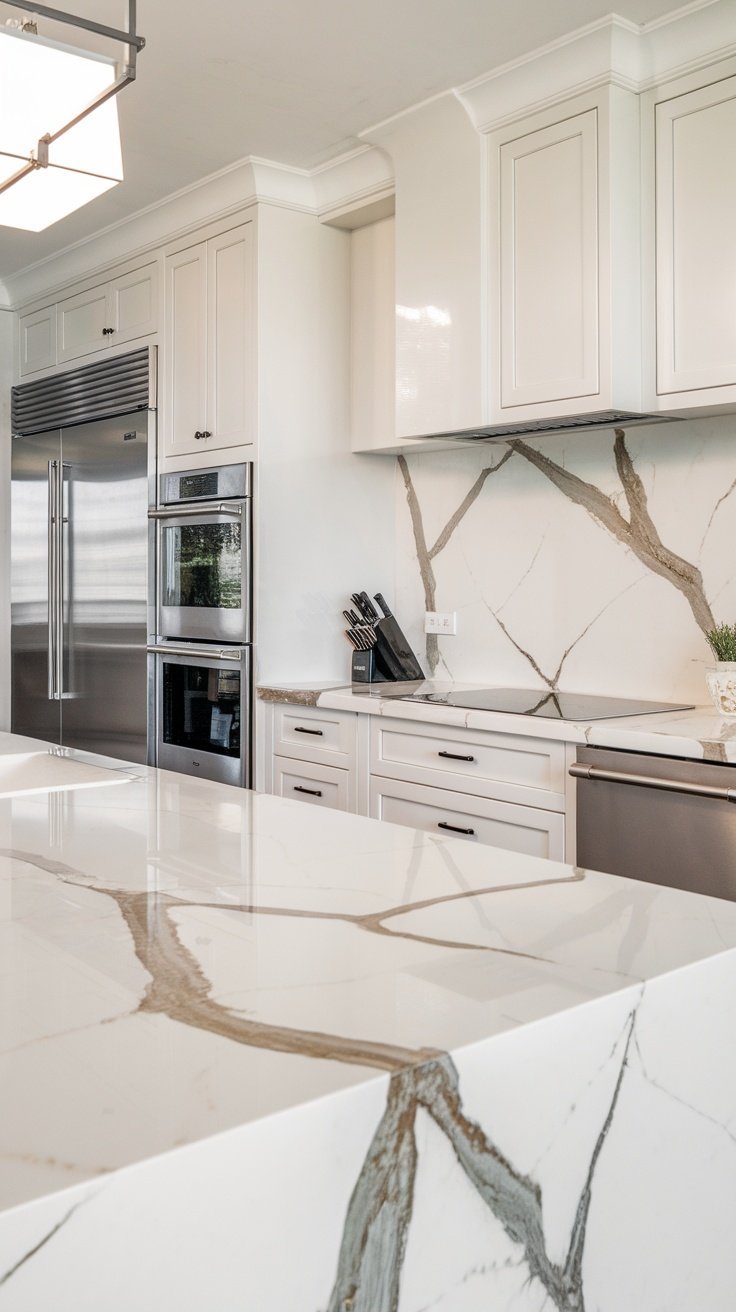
(0, 0), (144, 199)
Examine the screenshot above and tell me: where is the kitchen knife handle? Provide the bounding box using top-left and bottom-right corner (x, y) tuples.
(374, 592), (393, 617)
(437, 821), (475, 836)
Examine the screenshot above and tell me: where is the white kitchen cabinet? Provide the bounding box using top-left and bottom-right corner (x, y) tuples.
(162, 222), (254, 460)
(273, 755), (355, 812)
(499, 110), (599, 408)
(57, 262), (158, 364)
(273, 703), (357, 770)
(489, 86), (642, 423)
(18, 304), (56, 376)
(370, 717), (566, 810)
(654, 73), (736, 402)
(370, 775), (565, 860)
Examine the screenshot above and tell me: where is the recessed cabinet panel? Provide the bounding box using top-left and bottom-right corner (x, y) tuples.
(370, 776), (565, 859)
(163, 223), (254, 460)
(164, 244), (208, 456)
(110, 263), (158, 346)
(18, 305), (56, 376)
(207, 227), (253, 450)
(500, 109), (599, 408)
(57, 284), (109, 363)
(656, 77), (736, 395)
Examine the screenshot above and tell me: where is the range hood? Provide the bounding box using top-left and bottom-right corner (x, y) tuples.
(405, 410), (674, 444)
(362, 82), (654, 444)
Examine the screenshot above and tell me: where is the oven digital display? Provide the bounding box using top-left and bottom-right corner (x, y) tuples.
(179, 472), (218, 500)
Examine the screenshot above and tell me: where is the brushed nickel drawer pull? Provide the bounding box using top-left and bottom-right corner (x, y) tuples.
(438, 750), (475, 763)
(294, 727), (324, 736)
(294, 785), (322, 797)
(438, 820), (475, 836)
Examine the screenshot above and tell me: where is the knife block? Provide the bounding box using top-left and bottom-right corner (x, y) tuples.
(351, 627), (424, 685)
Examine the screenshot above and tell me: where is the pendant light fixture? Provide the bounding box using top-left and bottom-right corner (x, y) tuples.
(0, 0), (144, 231)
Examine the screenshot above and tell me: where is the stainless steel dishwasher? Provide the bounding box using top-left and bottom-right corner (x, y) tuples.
(572, 745), (736, 901)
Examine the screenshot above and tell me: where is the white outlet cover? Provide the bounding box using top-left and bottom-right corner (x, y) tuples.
(425, 612), (457, 635)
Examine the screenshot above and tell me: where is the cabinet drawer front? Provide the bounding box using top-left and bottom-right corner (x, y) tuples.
(274, 704), (357, 767)
(370, 718), (565, 810)
(370, 777), (564, 860)
(274, 756), (351, 812)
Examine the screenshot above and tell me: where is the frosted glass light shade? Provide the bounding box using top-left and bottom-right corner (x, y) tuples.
(0, 26), (123, 231)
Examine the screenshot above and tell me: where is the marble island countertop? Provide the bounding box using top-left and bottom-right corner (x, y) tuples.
(258, 679), (736, 762)
(1, 734), (735, 1309)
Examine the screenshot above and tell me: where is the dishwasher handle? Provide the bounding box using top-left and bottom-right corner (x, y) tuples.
(570, 761), (736, 803)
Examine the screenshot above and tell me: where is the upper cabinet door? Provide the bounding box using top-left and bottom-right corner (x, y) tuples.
(499, 109), (599, 410)
(656, 76), (736, 397)
(57, 282), (110, 363)
(163, 243), (208, 458)
(18, 304), (57, 376)
(109, 262), (159, 347)
(206, 225), (254, 451)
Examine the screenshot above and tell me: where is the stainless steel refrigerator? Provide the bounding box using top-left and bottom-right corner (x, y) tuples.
(11, 347), (156, 763)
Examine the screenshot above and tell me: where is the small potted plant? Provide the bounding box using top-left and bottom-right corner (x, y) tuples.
(705, 623), (736, 717)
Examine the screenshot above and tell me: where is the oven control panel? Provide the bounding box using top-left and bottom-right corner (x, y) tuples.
(161, 462), (251, 505)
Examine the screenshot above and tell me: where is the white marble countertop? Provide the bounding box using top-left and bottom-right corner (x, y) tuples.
(258, 679), (736, 762)
(1, 733), (736, 1230)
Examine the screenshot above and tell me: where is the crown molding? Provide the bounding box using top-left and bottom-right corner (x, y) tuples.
(458, 2), (733, 132)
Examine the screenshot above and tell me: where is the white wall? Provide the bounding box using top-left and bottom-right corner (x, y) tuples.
(395, 416), (736, 704)
(255, 205), (395, 683)
(0, 309), (12, 728)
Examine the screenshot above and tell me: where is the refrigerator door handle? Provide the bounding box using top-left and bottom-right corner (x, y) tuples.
(57, 463), (69, 700)
(47, 460), (59, 701)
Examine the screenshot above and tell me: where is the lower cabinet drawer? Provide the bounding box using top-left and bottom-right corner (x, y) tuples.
(370, 776), (565, 861)
(274, 704), (357, 768)
(273, 755), (353, 812)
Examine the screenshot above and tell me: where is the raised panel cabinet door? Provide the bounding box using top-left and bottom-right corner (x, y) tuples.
(656, 76), (736, 395)
(163, 243), (208, 457)
(110, 262), (159, 346)
(206, 225), (254, 451)
(500, 108), (599, 409)
(57, 282), (111, 363)
(18, 304), (57, 376)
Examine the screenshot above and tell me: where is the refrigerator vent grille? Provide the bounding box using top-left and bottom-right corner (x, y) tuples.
(12, 348), (151, 435)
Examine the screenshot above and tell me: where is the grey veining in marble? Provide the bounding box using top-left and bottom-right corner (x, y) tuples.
(395, 415), (736, 701)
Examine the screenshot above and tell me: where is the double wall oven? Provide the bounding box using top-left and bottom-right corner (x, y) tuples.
(148, 463), (252, 787)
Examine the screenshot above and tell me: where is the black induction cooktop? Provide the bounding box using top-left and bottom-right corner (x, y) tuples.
(393, 688), (694, 721)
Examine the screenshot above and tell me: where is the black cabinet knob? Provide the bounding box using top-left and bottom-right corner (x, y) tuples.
(102, 327), (114, 336)
(194, 431), (212, 441)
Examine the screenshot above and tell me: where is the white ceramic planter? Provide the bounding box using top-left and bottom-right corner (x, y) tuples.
(706, 662), (736, 717)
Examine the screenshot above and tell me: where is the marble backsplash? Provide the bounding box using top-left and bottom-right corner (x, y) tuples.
(394, 415), (736, 703)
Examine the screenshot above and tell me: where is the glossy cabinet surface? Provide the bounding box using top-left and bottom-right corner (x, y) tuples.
(163, 222), (254, 460)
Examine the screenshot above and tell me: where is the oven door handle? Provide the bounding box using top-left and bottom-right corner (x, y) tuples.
(147, 644), (243, 663)
(148, 504), (243, 520)
(570, 762), (736, 802)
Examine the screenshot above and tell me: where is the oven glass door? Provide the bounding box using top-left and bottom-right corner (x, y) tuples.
(156, 647), (251, 787)
(159, 503), (251, 642)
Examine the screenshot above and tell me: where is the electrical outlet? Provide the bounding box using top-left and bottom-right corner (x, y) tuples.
(425, 611), (457, 636)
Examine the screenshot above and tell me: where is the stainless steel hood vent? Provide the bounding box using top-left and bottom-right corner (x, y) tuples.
(411, 410), (676, 443)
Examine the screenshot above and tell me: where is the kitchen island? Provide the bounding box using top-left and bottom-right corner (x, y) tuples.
(0, 736), (735, 1311)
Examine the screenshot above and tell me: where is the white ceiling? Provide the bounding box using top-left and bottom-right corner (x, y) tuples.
(0, 0), (689, 277)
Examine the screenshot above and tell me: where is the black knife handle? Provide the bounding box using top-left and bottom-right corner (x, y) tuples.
(437, 821), (475, 836)
(438, 750), (475, 762)
(374, 592), (393, 618)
